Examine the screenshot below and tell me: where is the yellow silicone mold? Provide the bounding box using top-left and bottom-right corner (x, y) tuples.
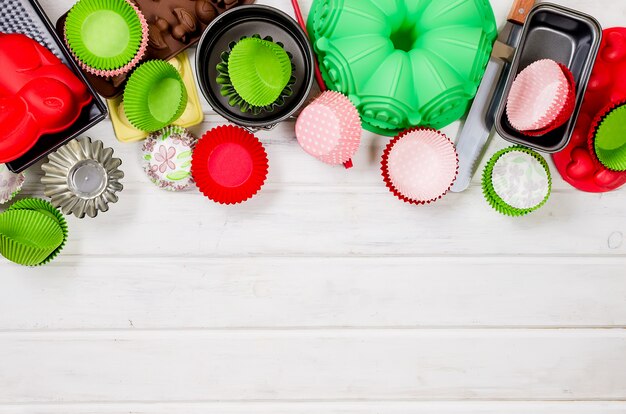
(108, 51), (204, 142)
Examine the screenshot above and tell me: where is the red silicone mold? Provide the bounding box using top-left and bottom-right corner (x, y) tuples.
(552, 27), (626, 192)
(0, 33), (92, 163)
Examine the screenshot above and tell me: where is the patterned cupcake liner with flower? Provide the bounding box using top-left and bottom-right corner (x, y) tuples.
(142, 126), (197, 191)
(8, 198), (68, 266)
(482, 146), (552, 217)
(587, 100), (626, 172)
(0, 164), (25, 205)
(216, 35), (296, 115)
(64, 0), (149, 78)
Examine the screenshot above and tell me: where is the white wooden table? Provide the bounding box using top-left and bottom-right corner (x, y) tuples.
(1, 0), (626, 412)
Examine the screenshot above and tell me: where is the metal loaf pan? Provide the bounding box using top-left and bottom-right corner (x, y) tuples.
(1, 0), (107, 173)
(494, 3), (602, 153)
(196, 5), (315, 130)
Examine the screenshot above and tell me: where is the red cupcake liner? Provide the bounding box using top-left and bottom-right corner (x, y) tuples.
(381, 127), (459, 205)
(587, 99), (626, 170)
(521, 63), (577, 137)
(192, 125), (269, 205)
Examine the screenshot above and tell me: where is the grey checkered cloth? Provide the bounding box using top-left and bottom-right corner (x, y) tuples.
(0, 0), (60, 56)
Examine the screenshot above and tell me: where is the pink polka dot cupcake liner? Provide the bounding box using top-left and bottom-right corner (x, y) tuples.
(295, 91), (362, 167)
(506, 59), (576, 135)
(381, 128), (458, 205)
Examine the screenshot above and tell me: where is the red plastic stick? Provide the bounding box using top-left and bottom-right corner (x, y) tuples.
(291, 0), (327, 92)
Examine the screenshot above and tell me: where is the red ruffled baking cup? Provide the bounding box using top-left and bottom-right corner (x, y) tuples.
(64, 0), (148, 78)
(381, 128), (458, 205)
(506, 59), (571, 132)
(295, 91), (362, 167)
(191, 125), (269, 205)
(521, 64), (576, 137)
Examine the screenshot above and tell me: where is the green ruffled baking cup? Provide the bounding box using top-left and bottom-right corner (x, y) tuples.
(593, 102), (626, 172)
(0, 209), (64, 266)
(8, 198), (68, 266)
(123, 60), (188, 132)
(65, 0), (144, 71)
(226, 36), (294, 108)
(217, 35), (295, 114)
(482, 146), (552, 217)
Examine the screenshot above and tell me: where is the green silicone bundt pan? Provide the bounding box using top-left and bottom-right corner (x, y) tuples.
(308, 0), (497, 136)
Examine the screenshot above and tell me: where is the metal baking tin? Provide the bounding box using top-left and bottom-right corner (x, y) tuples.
(1, 0), (107, 173)
(196, 5), (315, 130)
(494, 3), (602, 153)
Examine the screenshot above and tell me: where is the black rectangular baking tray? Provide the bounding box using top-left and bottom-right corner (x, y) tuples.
(494, 3), (602, 153)
(1, 0), (107, 173)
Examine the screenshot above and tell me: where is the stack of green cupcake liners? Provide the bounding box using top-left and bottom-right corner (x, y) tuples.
(482, 146), (552, 217)
(0, 198), (68, 266)
(216, 35), (295, 115)
(65, 0), (144, 71)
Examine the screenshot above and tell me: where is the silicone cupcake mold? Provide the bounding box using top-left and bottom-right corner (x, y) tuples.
(506, 60), (576, 135)
(143, 126), (197, 191)
(216, 35), (296, 114)
(296, 91), (361, 166)
(123, 60), (188, 132)
(191, 125), (269, 205)
(8, 198), (68, 265)
(589, 101), (626, 172)
(108, 53), (204, 142)
(0, 33), (93, 164)
(552, 28), (626, 193)
(308, 0), (497, 135)
(482, 146), (551, 217)
(41, 137), (124, 219)
(0, 164), (25, 205)
(64, 0), (149, 77)
(381, 128), (458, 205)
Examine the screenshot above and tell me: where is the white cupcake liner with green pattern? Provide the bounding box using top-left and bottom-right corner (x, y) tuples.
(482, 146), (552, 217)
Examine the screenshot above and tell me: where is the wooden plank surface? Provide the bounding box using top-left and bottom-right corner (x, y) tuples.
(1, 330), (626, 402)
(1, 0), (625, 411)
(0, 257), (625, 330)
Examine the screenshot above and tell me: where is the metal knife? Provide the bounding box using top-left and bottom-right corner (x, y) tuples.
(450, 0), (534, 192)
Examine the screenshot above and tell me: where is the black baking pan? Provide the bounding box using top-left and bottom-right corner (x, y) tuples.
(1, 0), (107, 173)
(494, 3), (602, 153)
(196, 5), (315, 130)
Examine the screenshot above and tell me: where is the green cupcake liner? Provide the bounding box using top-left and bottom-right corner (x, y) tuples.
(593, 103), (626, 172)
(217, 35), (295, 114)
(8, 198), (68, 266)
(65, 0), (144, 71)
(227, 36), (293, 108)
(123, 60), (188, 132)
(0, 210), (64, 266)
(481, 146), (552, 217)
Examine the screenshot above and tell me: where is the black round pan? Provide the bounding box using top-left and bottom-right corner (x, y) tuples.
(196, 5), (315, 129)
